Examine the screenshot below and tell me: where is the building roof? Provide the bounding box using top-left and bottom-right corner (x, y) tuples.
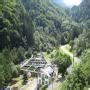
(41, 66), (53, 77)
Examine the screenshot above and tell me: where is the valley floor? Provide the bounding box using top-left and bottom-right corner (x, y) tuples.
(10, 45), (81, 90)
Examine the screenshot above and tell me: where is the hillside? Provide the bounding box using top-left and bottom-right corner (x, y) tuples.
(70, 0), (90, 29)
(0, 0), (34, 86)
(0, 0), (34, 51)
(0, 0), (83, 51)
(69, 0), (90, 56)
(21, 0), (82, 51)
(0, 0), (89, 88)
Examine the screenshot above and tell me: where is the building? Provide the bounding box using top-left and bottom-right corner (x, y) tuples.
(38, 65), (58, 86)
(26, 53), (47, 69)
(22, 53), (47, 77)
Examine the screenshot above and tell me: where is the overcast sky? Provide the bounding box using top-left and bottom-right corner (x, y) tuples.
(53, 0), (82, 7)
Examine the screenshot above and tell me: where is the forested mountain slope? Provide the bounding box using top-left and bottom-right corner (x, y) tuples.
(0, 0), (34, 86)
(70, 0), (90, 29)
(69, 0), (90, 56)
(0, 0), (89, 87)
(0, 0), (34, 50)
(58, 0), (90, 89)
(21, 0), (82, 51)
(0, 0), (83, 52)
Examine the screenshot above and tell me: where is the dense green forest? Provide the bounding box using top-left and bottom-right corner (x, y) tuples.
(0, 0), (90, 89)
(70, 0), (90, 29)
(0, 0), (34, 86)
(21, 0), (83, 51)
(60, 0), (90, 89)
(70, 0), (90, 56)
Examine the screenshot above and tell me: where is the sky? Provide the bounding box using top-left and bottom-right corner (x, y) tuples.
(54, 0), (82, 7)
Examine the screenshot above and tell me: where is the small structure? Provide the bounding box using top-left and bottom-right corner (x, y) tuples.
(38, 65), (58, 86)
(38, 66), (54, 85)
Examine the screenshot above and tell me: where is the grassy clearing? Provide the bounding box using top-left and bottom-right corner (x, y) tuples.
(63, 44), (71, 51)
(43, 49), (57, 63)
(43, 44), (71, 63)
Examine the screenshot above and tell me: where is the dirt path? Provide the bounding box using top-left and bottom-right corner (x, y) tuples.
(60, 45), (81, 65)
(60, 45), (81, 73)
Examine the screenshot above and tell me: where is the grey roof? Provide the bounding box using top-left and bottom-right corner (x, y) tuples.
(41, 66), (53, 77)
